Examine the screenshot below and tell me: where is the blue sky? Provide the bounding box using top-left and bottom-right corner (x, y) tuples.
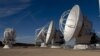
(0, 0), (99, 43)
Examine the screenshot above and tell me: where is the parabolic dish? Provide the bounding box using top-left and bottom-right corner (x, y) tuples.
(3, 28), (16, 44)
(36, 27), (45, 40)
(63, 5), (83, 42)
(4, 28), (15, 40)
(46, 21), (55, 44)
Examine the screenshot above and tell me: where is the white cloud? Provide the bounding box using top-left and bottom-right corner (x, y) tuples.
(0, 7), (28, 17)
(99, 0), (100, 16)
(20, 0), (31, 3)
(0, 0), (31, 4)
(0, 0), (31, 18)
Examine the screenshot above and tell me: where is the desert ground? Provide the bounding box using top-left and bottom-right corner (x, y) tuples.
(0, 47), (100, 56)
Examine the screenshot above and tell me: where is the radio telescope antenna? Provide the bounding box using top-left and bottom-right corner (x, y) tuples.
(60, 5), (83, 47)
(2, 28), (16, 49)
(35, 20), (65, 48)
(35, 27), (46, 41)
(34, 22), (50, 47)
(46, 21), (55, 44)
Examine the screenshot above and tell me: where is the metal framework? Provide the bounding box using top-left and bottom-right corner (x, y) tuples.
(59, 10), (70, 34)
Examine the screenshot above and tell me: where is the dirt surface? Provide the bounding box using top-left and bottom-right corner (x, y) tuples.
(0, 47), (100, 56)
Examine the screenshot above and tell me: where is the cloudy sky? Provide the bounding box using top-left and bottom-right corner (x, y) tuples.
(0, 0), (99, 43)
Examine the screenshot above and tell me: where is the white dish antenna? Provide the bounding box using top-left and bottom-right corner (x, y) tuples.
(34, 26), (47, 45)
(35, 27), (46, 41)
(46, 21), (55, 44)
(34, 26), (48, 47)
(60, 5), (83, 45)
(2, 28), (16, 49)
(34, 21), (55, 47)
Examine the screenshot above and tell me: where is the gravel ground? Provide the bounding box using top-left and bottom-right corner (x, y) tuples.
(0, 47), (100, 56)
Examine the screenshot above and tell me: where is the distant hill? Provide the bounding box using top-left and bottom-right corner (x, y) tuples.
(0, 41), (3, 46)
(14, 43), (34, 46)
(0, 41), (34, 47)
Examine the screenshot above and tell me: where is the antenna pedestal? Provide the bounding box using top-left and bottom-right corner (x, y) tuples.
(51, 45), (61, 48)
(96, 44), (100, 48)
(65, 38), (76, 48)
(40, 43), (47, 47)
(3, 44), (12, 49)
(73, 44), (88, 50)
